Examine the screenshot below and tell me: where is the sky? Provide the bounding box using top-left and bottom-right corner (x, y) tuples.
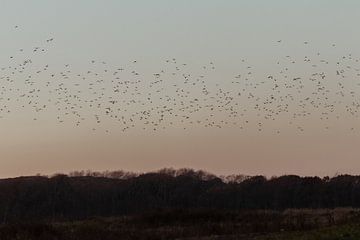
(0, 0), (360, 178)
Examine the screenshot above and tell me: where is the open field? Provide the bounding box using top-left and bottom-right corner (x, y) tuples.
(0, 208), (359, 240)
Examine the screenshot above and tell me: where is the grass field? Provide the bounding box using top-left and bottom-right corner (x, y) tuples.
(0, 208), (359, 240)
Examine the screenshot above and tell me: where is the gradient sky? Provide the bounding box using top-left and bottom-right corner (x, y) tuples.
(1, 0), (360, 178)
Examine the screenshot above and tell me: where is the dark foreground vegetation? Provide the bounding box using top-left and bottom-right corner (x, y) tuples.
(0, 209), (360, 240)
(2, 169), (360, 239)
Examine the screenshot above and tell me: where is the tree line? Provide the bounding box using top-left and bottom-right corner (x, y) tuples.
(0, 169), (360, 223)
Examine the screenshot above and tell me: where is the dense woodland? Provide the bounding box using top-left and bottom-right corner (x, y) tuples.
(1, 169), (360, 223)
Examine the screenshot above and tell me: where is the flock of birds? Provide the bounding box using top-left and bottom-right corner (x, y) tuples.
(1, 26), (360, 134)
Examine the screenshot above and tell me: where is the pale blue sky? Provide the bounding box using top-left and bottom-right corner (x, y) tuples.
(1, 0), (359, 65)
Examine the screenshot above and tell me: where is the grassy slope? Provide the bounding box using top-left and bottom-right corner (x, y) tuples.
(179, 223), (360, 240)
(256, 223), (360, 240)
(1, 210), (360, 240)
